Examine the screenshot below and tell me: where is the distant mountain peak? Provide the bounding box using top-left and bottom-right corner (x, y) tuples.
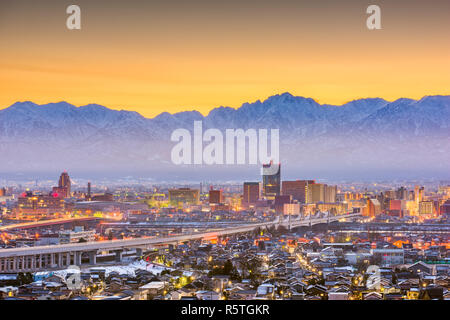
(265, 92), (316, 104)
(0, 94), (448, 179)
(80, 103), (110, 110)
(7, 101), (38, 109)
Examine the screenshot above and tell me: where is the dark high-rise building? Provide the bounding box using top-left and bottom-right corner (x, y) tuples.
(396, 187), (408, 200)
(440, 200), (450, 216)
(58, 171), (71, 197)
(243, 182), (260, 205)
(87, 182), (91, 201)
(209, 188), (223, 204)
(282, 180), (315, 203)
(262, 161), (281, 199)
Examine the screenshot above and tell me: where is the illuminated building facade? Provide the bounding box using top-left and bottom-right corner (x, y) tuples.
(414, 186), (424, 204)
(209, 189), (223, 204)
(243, 182), (260, 206)
(344, 192), (364, 201)
(306, 183), (337, 204)
(419, 201), (434, 216)
(388, 199), (403, 217)
(365, 198), (381, 217)
(15, 191), (66, 220)
(283, 203), (300, 215)
(52, 171), (71, 198)
(262, 162), (281, 199)
(282, 180), (314, 203)
(306, 183), (325, 203)
(324, 185), (337, 203)
(316, 202), (348, 215)
(168, 188), (199, 206)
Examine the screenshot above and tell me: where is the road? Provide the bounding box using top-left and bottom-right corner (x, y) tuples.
(0, 213), (361, 258)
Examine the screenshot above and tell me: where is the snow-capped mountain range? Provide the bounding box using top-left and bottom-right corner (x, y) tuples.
(0, 93), (449, 180)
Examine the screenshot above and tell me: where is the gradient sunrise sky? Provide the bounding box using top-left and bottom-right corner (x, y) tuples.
(0, 0), (449, 117)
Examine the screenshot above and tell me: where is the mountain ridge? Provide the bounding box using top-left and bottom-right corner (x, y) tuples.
(0, 93), (449, 179)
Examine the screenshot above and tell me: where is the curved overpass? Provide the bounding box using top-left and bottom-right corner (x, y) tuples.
(0, 217), (101, 232)
(0, 213), (361, 272)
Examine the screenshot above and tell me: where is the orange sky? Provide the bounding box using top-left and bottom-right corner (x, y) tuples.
(0, 0), (449, 117)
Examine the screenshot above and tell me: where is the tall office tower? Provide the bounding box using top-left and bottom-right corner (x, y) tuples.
(282, 180), (315, 203)
(396, 186), (408, 200)
(324, 185), (337, 203)
(87, 182), (91, 201)
(243, 182), (260, 205)
(58, 171), (71, 196)
(377, 193), (388, 212)
(414, 186), (424, 204)
(52, 171), (71, 198)
(209, 188), (223, 204)
(306, 183), (325, 203)
(262, 161), (281, 199)
(365, 198), (381, 217)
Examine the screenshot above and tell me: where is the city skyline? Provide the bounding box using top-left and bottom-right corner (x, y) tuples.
(1, 168), (448, 302)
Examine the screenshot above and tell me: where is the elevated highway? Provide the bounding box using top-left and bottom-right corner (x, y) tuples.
(0, 217), (101, 232)
(0, 213), (361, 272)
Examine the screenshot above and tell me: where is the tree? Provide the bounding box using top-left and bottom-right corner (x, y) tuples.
(253, 227), (262, 237)
(223, 260), (233, 275)
(207, 259), (240, 281)
(25, 272), (33, 284)
(276, 225), (288, 235)
(237, 255), (262, 284)
(161, 269), (171, 276)
(392, 273), (398, 285)
(17, 272), (25, 285)
(17, 272), (33, 285)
